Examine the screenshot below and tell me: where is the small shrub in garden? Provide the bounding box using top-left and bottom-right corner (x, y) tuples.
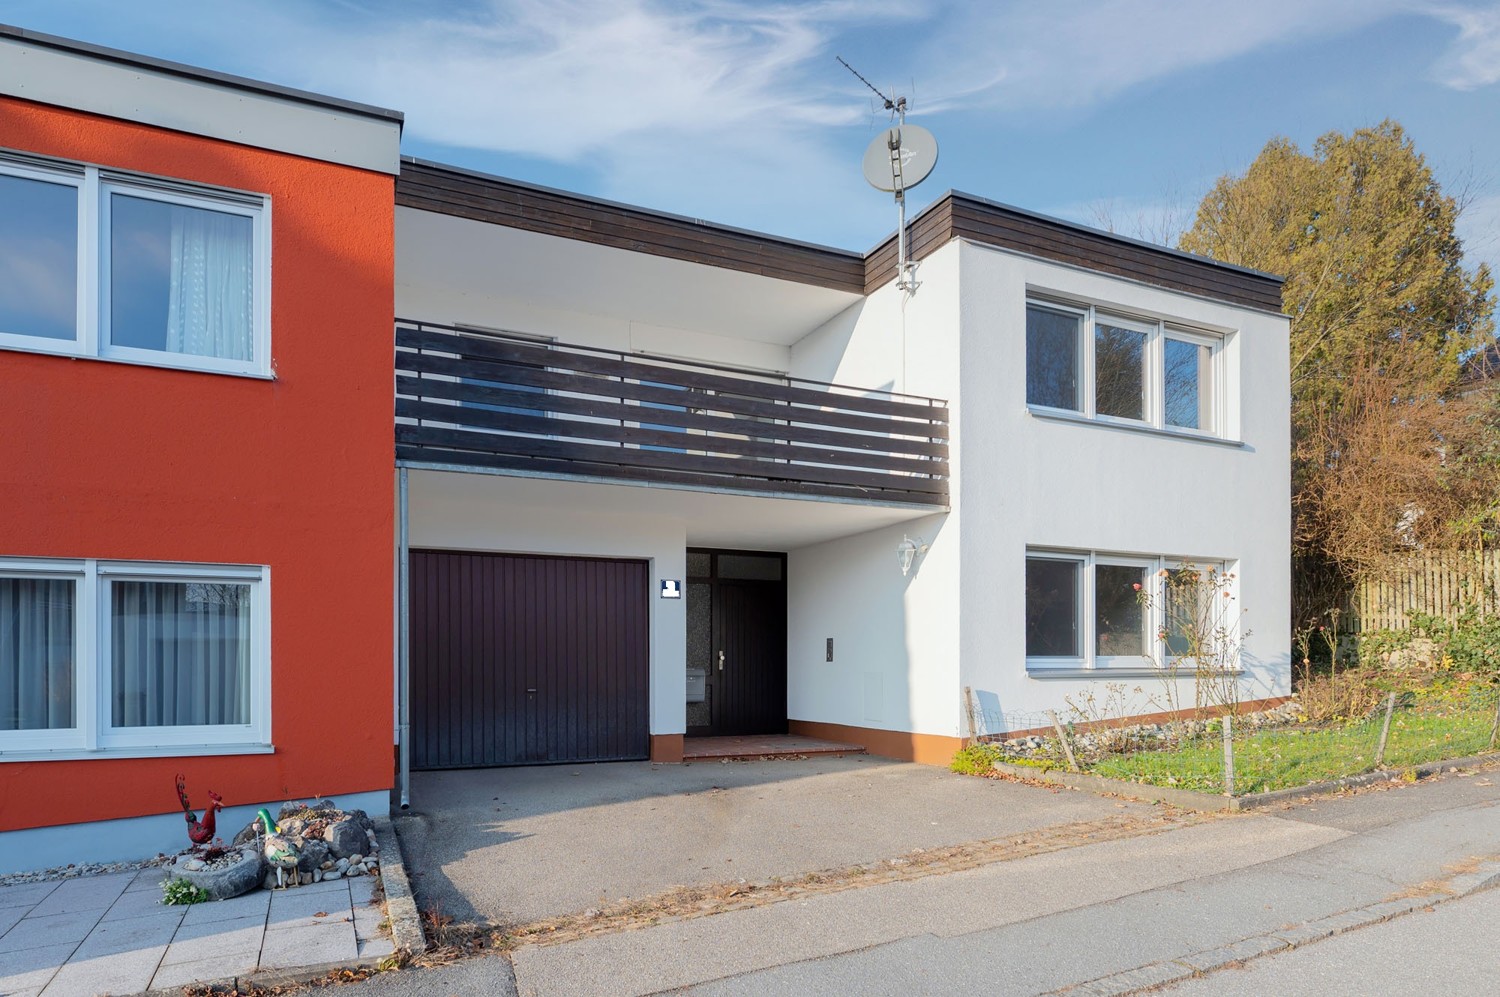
(161, 878), (209, 905)
(950, 743), (1001, 776)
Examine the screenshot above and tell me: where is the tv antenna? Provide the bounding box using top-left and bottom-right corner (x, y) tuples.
(839, 57), (938, 295)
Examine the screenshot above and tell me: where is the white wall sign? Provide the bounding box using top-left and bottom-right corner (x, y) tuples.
(660, 579), (682, 599)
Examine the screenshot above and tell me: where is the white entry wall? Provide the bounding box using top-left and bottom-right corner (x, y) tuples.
(406, 469), (689, 740)
(787, 513), (960, 747)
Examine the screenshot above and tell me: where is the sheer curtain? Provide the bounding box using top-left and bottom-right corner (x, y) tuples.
(0, 578), (75, 731)
(165, 206), (253, 362)
(111, 581), (251, 728)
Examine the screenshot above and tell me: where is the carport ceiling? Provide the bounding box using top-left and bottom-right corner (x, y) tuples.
(396, 207), (865, 347)
(407, 468), (939, 551)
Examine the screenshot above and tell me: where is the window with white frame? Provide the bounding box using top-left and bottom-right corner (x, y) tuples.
(0, 153), (269, 376)
(0, 559), (270, 755)
(1025, 549), (1234, 672)
(1025, 300), (1222, 435)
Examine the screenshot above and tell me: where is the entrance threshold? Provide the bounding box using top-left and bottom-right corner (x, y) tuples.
(682, 735), (866, 761)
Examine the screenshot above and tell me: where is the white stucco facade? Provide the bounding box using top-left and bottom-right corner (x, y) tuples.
(395, 199), (1292, 759)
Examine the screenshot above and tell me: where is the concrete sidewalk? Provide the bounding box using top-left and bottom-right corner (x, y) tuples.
(0, 865), (393, 997)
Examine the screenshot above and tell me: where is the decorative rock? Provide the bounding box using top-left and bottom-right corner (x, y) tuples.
(324, 819), (366, 858)
(347, 853), (364, 866)
(345, 864), (364, 877)
(232, 822), (259, 847)
(264, 872), (279, 891)
(300, 871), (313, 885)
(324, 869), (342, 881)
(168, 847), (264, 901)
(335, 857), (350, 871)
(321, 859), (335, 871)
(297, 840), (330, 874)
(314, 869), (323, 883)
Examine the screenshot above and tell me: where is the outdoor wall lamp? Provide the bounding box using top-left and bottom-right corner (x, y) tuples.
(896, 535), (930, 576)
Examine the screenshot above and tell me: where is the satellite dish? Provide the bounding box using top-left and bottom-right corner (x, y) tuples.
(861, 124), (939, 193)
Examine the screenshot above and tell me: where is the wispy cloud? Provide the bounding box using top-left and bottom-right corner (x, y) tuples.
(282, 0), (909, 160)
(911, 0), (1411, 112)
(6, 0), (1495, 251)
(1427, 2), (1500, 89)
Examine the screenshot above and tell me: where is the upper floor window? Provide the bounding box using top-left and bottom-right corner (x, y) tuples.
(1026, 300), (1221, 436)
(0, 154), (269, 377)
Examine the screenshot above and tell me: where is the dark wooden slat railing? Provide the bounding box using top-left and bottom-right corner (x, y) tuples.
(395, 321), (950, 506)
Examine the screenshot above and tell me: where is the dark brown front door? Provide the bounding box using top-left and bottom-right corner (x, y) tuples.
(409, 550), (650, 768)
(687, 550), (787, 737)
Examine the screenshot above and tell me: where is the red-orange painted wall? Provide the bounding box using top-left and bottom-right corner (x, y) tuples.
(0, 97), (395, 832)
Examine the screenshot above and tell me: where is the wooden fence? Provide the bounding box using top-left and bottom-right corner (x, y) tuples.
(1351, 550), (1500, 633)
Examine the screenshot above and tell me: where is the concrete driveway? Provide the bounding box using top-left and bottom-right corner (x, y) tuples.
(393, 755), (1160, 926)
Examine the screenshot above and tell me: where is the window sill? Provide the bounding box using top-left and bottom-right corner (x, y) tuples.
(1027, 406), (1245, 449)
(1027, 667), (1245, 680)
(0, 743), (275, 763)
(0, 341), (275, 380)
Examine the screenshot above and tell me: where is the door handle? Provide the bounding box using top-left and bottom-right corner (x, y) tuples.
(718, 650), (725, 672)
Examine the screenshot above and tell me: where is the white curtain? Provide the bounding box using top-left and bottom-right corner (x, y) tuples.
(165, 206), (253, 362)
(0, 578), (74, 731)
(112, 581), (251, 728)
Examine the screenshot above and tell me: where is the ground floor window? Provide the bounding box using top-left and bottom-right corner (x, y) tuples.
(1025, 549), (1234, 673)
(0, 558), (269, 756)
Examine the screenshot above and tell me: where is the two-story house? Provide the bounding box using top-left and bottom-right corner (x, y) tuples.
(388, 167), (1292, 803)
(0, 26), (401, 870)
(1, 25), (1292, 870)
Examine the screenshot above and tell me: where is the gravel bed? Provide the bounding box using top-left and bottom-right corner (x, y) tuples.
(0, 854), (167, 888)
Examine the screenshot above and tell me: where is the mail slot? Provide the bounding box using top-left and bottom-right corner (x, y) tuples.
(686, 668), (706, 704)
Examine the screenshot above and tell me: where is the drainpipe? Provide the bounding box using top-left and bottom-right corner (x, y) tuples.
(397, 467), (411, 810)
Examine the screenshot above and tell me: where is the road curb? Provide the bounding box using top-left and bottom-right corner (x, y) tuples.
(373, 815), (428, 955)
(992, 751), (1500, 813)
(1049, 856), (1500, 995)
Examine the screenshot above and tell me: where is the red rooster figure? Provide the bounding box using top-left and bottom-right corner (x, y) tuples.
(175, 774), (223, 847)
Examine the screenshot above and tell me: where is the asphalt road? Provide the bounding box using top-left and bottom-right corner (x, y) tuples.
(1165, 886), (1500, 995)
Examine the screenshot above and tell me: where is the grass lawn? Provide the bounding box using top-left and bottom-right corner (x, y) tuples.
(1089, 702), (1497, 796)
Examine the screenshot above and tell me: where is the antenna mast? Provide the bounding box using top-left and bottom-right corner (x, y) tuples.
(841, 57), (935, 295)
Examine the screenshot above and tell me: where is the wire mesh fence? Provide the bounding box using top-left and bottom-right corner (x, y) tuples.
(977, 681), (1500, 798)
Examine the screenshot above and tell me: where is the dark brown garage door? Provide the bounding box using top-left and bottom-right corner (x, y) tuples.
(410, 550), (650, 768)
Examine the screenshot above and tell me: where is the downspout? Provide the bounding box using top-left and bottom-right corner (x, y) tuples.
(397, 466), (411, 810)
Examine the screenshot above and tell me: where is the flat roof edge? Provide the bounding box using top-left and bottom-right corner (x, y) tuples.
(401, 157), (864, 262)
(0, 23), (405, 126)
(945, 189), (1285, 285)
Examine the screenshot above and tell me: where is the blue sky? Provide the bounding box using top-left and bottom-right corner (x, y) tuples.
(6, 1), (1497, 271)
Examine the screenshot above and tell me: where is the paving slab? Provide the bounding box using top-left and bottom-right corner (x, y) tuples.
(179, 887), (270, 925)
(160, 913), (266, 966)
(0, 909), (102, 953)
(258, 916), (358, 970)
(150, 951), (262, 991)
(101, 887), (178, 922)
(25, 873), (133, 917)
(41, 945), (167, 997)
(0, 941), (75, 994)
(0, 882), (57, 910)
(123, 868), (167, 894)
(0, 846), (403, 996)
(71, 910), (182, 957)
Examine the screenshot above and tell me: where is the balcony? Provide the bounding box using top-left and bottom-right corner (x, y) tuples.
(395, 322), (949, 507)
